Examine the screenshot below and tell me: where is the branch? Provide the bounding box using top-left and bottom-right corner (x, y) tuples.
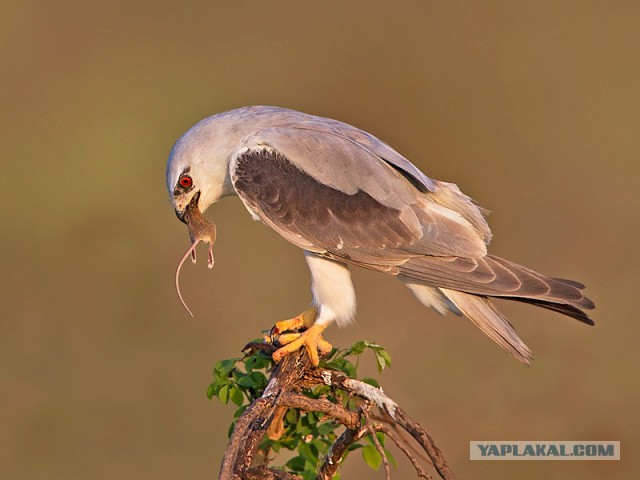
(243, 467), (301, 480)
(392, 408), (455, 480)
(219, 350), (308, 479)
(278, 392), (359, 429)
(363, 408), (391, 480)
(217, 344), (455, 479)
(316, 370), (456, 480)
(376, 424), (432, 480)
(318, 425), (368, 479)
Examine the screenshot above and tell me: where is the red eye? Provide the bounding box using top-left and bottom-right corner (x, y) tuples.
(179, 176), (192, 188)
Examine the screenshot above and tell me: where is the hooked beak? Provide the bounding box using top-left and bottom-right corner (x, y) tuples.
(175, 208), (187, 224)
(174, 191), (200, 224)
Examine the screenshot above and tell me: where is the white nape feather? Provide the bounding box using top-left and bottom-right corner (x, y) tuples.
(304, 251), (356, 328)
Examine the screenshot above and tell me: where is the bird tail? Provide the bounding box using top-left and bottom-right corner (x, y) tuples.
(440, 289), (534, 364)
(398, 254), (595, 364)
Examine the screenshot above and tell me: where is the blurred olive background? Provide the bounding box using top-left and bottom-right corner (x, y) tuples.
(2, 1), (639, 478)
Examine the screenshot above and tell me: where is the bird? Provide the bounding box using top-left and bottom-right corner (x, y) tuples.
(166, 105), (595, 366)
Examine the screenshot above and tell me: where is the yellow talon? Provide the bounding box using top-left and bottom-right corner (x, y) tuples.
(272, 323), (331, 366)
(276, 332), (303, 345)
(269, 306), (332, 366)
(271, 306), (318, 335)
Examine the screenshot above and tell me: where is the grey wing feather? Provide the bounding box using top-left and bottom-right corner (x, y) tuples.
(307, 116), (438, 193)
(234, 126), (490, 259)
(231, 145), (486, 262)
(231, 147), (420, 263)
(241, 125), (419, 208)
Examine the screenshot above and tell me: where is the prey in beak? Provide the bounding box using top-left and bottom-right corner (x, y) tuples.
(174, 191), (201, 224)
(174, 193), (217, 317)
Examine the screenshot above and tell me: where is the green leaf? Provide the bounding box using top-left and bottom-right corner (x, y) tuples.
(349, 340), (367, 355)
(298, 442), (315, 462)
(285, 455), (305, 472)
(230, 386), (245, 406)
(214, 358), (238, 377)
(385, 448), (397, 468)
(219, 384), (230, 404)
(280, 437), (300, 450)
(378, 349), (392, 368)
(210, 376), (230, 389)
(285, 408), (298, 424)
(312, 438), (329, 455)
(374, 352), (385, 373)
(301, 466), (316, 480)
(233, 405), (247, 419)
(311, 385), (331, 398)
(317, 421), (337, 435)
(250, 371), (268, 388)
(236, 376), (257, 388)
(245, 352), (271, 371)
(373, 348), (392, 373)
(296, 419), (311, 436)
(361, 377), (380, 388)
(362, 444), (382, 470)
(343, 361), (357, 378)
(206, 383), (215, 400)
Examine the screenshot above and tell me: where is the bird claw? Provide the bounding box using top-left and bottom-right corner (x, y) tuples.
(272, 323), (331, 366)
(269, 306), (318, 343)
(268, 307), (329, 366)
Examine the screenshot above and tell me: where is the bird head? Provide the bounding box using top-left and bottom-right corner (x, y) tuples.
(166, 116), (237, 222)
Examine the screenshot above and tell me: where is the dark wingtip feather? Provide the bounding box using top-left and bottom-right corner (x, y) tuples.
(583, 297), (596, 310)
(508, 297), (595, 325)
(550, 277), (596, 309)
(551, 277), (586, 289)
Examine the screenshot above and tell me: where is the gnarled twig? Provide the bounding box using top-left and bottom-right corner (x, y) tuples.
(218, 345), (455, 480)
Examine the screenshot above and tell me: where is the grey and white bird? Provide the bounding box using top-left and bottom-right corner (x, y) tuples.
(166, 106), (594, 366)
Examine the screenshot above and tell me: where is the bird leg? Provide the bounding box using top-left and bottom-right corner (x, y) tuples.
(270, 307), (332, 366)
(271, 306), (317, 335)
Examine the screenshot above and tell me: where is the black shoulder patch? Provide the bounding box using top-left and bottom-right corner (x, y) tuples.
(233, 149), (415, 254)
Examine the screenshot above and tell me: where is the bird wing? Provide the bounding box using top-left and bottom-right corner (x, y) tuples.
(399, 254), (595, 322)
(300, 114), (438, 194)
(229, 125), (490, 264)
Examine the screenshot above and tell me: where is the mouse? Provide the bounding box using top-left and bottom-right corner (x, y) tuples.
(175, 197), (217, 317)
